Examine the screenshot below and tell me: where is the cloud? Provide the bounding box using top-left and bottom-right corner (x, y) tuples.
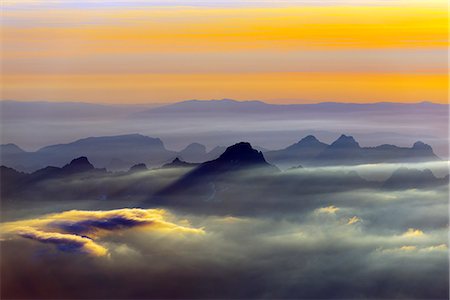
(44, 208), (205, 236)
(315, 205), (339, 214)
(399, 245), (417, 251)
(421, 244), (448, 252)
(346, 216), (361, 225)
(0, 163), (448, 299)
(401, 228), (424, 238)
(17, 227), (108, 256)
(1, 208), (204, 256)
(1, 205), (448, 299)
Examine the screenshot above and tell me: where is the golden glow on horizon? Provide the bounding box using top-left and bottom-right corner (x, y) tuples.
(1, 2), (448, 103)
(3, 72), (446, 103)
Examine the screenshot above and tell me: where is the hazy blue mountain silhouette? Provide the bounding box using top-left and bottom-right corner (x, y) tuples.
(179, 143), (208, 163)
(383, 167), (448, 189)
(0, 134), (176, 172)
(162, 157), (199, 169)
(29, 156), (105, 181)
(0, 133), (441, 172)
(0, 100), (154, 120)
(264, 135), (328, 167)
(314, 134), (439, 166)
(1, 156), (108, 201)
(2, 156), (447, 207)
(4, 99), (447, 121)
(0, 144), (31, 171)
(133, 99), (270, 116)
(207, 145), (228, 160)
(128, 163), (148, 173)
(264, 134), (439, 167)
(134, 99), (447, 117)
(314, 134), (364, 165)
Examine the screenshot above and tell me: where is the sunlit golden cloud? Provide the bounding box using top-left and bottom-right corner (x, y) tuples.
(401, 228), (425, 238)
(0, 208), (204, 256)
(316, 205), (340, 214)
(346, 216), (361, 225)
(17, 227), (109, 256)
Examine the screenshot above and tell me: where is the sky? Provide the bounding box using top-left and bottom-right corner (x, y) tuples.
(1, 0), (448, 104)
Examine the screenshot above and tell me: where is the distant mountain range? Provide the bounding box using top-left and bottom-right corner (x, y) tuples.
(0, 100), (157, 120)
(133, 99), (447, 117)
(383, 167), (449, 189)
(1, 142), (447, 206)
(0, 134), (177, 172)
(265, 134), (439, 168)
(2, 99), (448, 160)
(0, 132), (440, 172)
(3, 99), (447, 120)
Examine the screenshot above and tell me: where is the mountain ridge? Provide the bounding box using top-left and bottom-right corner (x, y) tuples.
(0, 133), (441, 172)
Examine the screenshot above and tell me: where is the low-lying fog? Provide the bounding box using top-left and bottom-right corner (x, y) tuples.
(2, 114), (448, 159)
(1, 162), (448, 299)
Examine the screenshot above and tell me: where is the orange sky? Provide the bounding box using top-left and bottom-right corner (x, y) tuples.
(1, 0), (448, 104)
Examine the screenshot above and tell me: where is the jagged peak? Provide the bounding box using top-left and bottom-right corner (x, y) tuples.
(172, 157), (182, 163)
(162, 157), (197, 168)
(330, 134), (360, 148)
(296, 135), (325, 145)
(218, 142), (266, 164)
(63, 156), (94, 172)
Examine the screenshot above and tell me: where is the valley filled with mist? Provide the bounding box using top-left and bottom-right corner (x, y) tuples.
(1, 101), (448, 298)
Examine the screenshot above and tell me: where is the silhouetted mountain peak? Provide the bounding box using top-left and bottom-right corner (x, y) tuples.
(384, 167), (439, 189)
(330, 134), (360, 149)
(217, 142), (267, 165)
(301, 135), (319, 142)
(62, 156), (95, 173)
(181, 143), (206, 153)
(294, 135), (326, 147)
(1, 143), (26, 152)
(129, 163), (148, 173)
(412, 141), (433, 151)
(178, 143), (208, 163)
(162, 157), (199, 168)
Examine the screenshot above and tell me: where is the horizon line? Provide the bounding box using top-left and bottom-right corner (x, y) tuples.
(1, 98), (448, 106)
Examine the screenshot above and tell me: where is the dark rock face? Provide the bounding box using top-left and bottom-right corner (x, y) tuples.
(0, 166), (28, 198)
(1, 156), (108, 200)
(62, 157), (95, 174)
(215, 142), (267, 166)
(155, 142), (278, 201)
(182, 142), (277, 180)
(27, 156), (101, 181)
